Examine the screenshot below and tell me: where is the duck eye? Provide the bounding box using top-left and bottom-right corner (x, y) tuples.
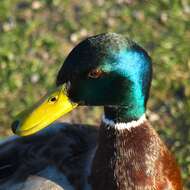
(48, 96), (57, 103)
(88, 69), (103, 79)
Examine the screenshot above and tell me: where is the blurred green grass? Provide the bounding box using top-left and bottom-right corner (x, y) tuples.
(0, 0), (189, 188)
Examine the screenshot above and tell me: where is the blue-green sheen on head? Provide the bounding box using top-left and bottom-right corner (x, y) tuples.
(99, 48), (151, 118)
(57, 33), (152, 121)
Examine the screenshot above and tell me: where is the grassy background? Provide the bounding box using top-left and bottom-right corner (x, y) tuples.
(0, 0), (189, 188)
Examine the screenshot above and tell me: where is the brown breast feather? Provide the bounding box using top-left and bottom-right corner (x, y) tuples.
(90, 122), (182, 190)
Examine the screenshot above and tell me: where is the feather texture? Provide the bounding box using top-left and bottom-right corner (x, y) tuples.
(0, 123), (97, 190)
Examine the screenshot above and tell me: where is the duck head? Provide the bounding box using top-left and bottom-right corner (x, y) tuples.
(12, 33), (152, 136)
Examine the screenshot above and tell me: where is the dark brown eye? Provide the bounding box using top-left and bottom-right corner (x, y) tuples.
(88, 69), (103, 79)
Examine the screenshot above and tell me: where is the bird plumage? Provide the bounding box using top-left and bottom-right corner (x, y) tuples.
(90, 118), (182, 190)
(0, 33), (182, 190)
(0, 123), (97, 190)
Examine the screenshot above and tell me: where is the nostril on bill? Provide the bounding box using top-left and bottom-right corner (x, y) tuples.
(11, 120), (20, 133)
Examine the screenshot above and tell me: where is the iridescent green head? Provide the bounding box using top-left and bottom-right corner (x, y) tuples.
(57, 33), (152, 122)
(12, 33), (152, 136)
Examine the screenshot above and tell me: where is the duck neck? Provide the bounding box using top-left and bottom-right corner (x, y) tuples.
(90, 113), (162, 190)
(104, 104), (145, 123)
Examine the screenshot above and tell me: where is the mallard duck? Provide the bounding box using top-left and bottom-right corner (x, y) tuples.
(0, 33), (182, 190)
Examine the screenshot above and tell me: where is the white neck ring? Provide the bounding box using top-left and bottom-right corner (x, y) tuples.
(102, 114), (147, 131)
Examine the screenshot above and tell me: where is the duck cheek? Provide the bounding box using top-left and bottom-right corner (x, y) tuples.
(67, 87), (80, 103)
(67, 84), (85, 104)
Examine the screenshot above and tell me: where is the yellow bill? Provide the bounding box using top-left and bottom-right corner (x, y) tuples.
(13, 85), (78, 136)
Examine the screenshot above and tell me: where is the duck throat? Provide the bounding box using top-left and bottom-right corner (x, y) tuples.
(104, 105), (145, 123)
(90, 117), (163, 190)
